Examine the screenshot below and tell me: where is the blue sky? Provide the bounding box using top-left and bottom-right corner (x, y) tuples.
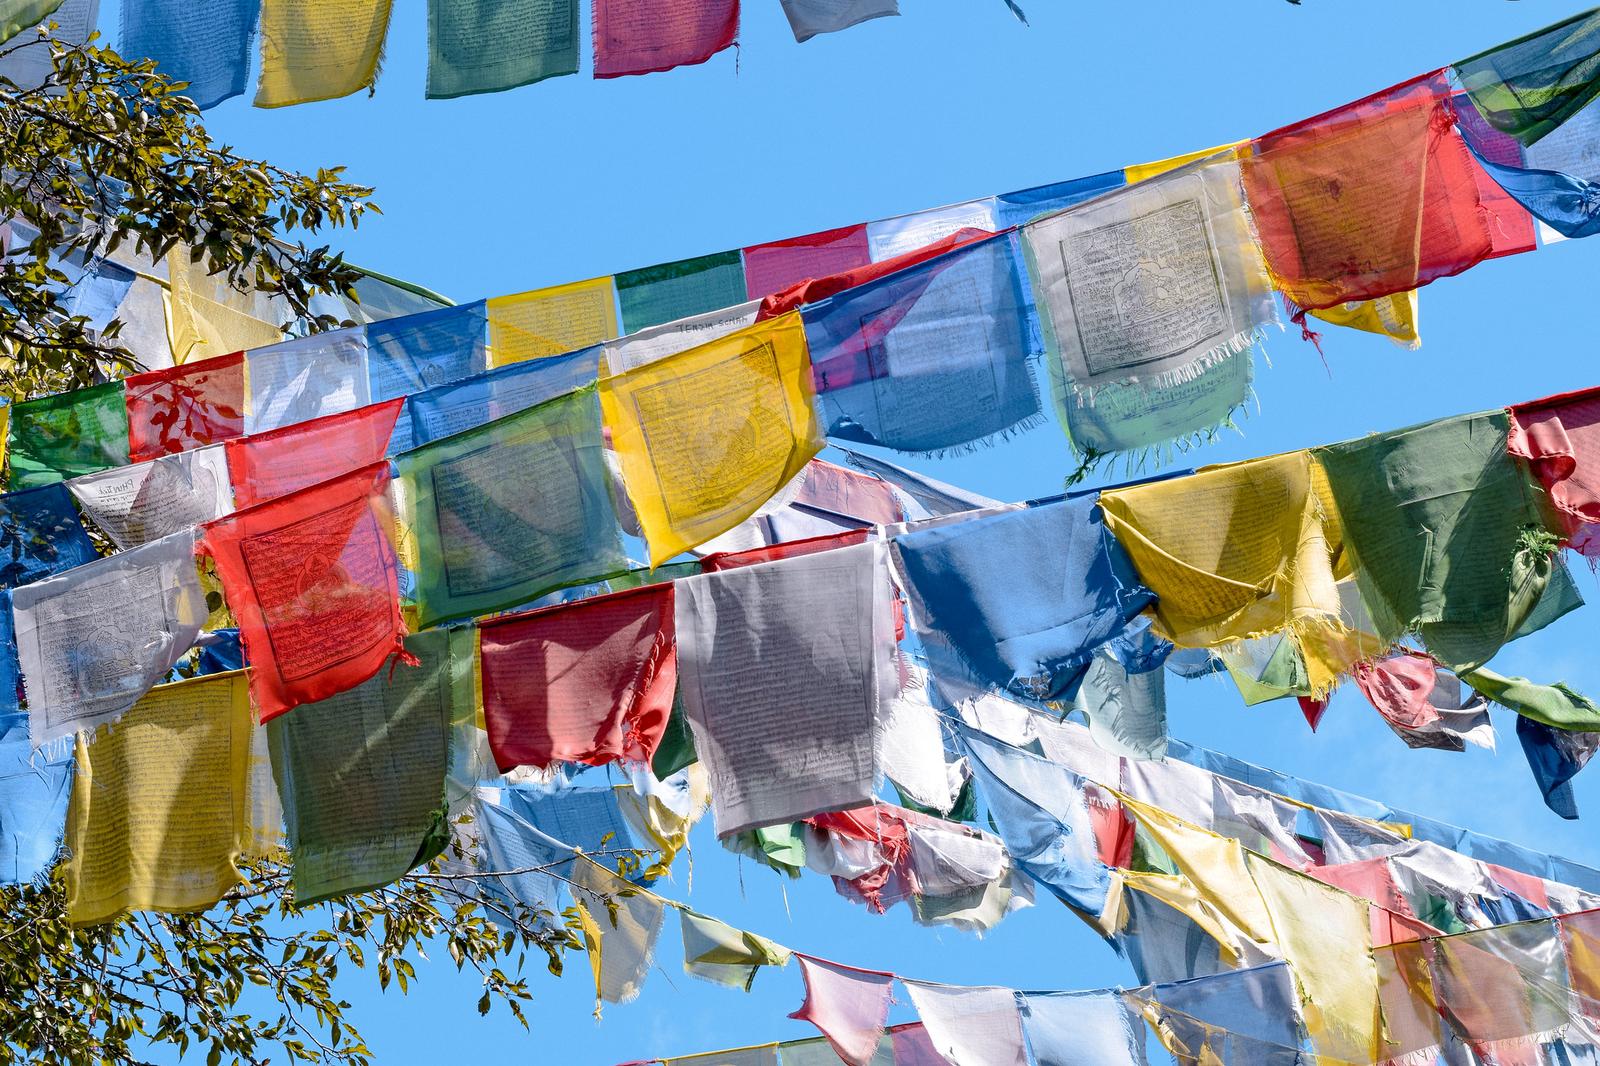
(105, 1), (1600, 1061)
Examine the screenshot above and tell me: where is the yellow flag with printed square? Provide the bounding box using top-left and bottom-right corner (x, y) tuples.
(65, 672), (252, 926)
(255, 0), (395, 109)
(601, 312), (822, 566)
(488, 277), (619, 366)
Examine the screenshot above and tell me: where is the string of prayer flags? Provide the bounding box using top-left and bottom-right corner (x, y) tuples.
(267, 628), (461, 904)
(994, 171), (1125, 229)
(364, 300), (488, 416)
(678, 908), (793, 991)
(571, 854), (666, 1006)
(486, 277), (617, 367)
(1453, 8), (1600, 146)
(893, 495), (1152, 700)
(902, 982), (1028, 1066)
(13, 528), (207, 747)
(7, 381), (130, 489)
(478, 582), (675, 773)
(474, 788), (569, 923)
(603, 300), (761, 375)
(779, 0), (897, 44)
(254, 0), (395, 108)
(0, 712), (72, 886)
(244, 327), (371, 434)
(123, 350), (246, 463)
(225, 398), (403, 510)
(63, 672), (251, 926)
(759, 227), (992, 323)
(1132, 964), (1304, 1065)
(591, 0), (738, 80)
(675, 541), (894, 836)
(801, 233), (1043, 454)
(425, 0), (578, 100)
(199, 461), (407, 721)
(742, 225), (872, 302)
(396, 384), (626, 625)
(68, 445), (234, 550)
(866, 199), (997, 262)
(1510, 385), (1600, 556)
(0, 482), (98, 587)
(405, 343), (599, 448)
(788, 955), (896, 1066)
(1015, 990), (1151, 1066)
(1241, 71), (1496, 319)
(1315, 409), (1572, 673)
(118, 0), (260, 110)
(615, 251), (748, 335)
(163, 247), (283, 366)
(600, 312), (822, 566)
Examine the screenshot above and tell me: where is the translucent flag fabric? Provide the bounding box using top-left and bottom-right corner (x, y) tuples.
(1316, 410), (1569, 672)
(1453, 8), (1600, 146)
(255, 0), (395, 108)
(994, 171), (1125, 229)
(119, 0), (261, 109)
(163, 247), (282, 366)
(615, 251), (748, 334)
(788, 955), (896, 1066)
(903, 982), (1027, 1066)
(226, 398), (403, 510)
(406, 344), (598, 447)
(1016, 990), (1150, 1066)
(801, 233), (1043, 454)
(426, 0), (577, 99)
(64, 672), (251, 926)
(124, 350), (246, 462)
(759, 229), (993, 324)
(675, 542), (895, 836)
(268, 628), (460, 904)
(364, 301), (488, 408)
(0, 712), (72, 885)
(243, 327), (371, 434)
(779, 0), (897, 43)
(571, 855), (665, 1005)
(742, 224), (872, 300)
(1510, 385), (1600, 556)
(0, 482), (98, 587)
(1518, 713), (1597, 820)
(679, 908), (792, 990)
(8, 381), (130, 489)
(199, 462), (407, 721)
(396, 385), (626, 625)
(867, 199), (997, 261)
(1241, 71), (1495, 315)
(13, 528), (207, 747)
(478, 583), (675, 772)
(592, 0), (737, 79)
(68, 445), (234, 550)
(0, 0), (94, 88)
(891, 496), (1152, 699)
(1136, 963), (1303, 1065)
(604, 301), (762, 375)
(486, 277), (617, 366)
(600, 312), (823, 566)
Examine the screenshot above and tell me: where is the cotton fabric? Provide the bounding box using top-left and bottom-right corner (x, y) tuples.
(396, 385), (626, 624)
(902, 982), (1028, 1066)
(679, 908), (792, 990)
(0, 482), (98, 586)
(994, 171), (1125, 229)
(255, 0), (394, 108)
(0, 712), (73, 885)
(1136, 963), (1304, 1065)
(1518, 714), (1598, 820)
(475, 788), (569, 921)
(1511, 385), (1600, 556)
(426, 0), (577, 99)
(68, 445), (234, 549)
(778, 0), (897, 43)
(742, 225), (872, 300)
(675, 542), (894, 836)
(124, 350), (246, 462)
(406, 343), (598, 449)
(788, 955), (895, 1066)
(615, 251), (747, 334)
(13, 528), (208, 746)
(163, 247), (282, 365)
(571, 854), (665, 1005)
(0, 0), (95, 88)
(1016, 990), (1150, 1066)
(8, 381), (130, 489)
(1454, 8), (1600, 146)
(760, 228), (992, 323)
(601, 312), (823, 566)
(244, 327), (371, 433)
(479, 582), (675, 772)
(226, 398), (402, 510)
(364, 301), (488, 412)
(866, 199), (997, 261)
(486, 277), (617, 366)
(119, 0), (260, 109)
(64, 672), (251, 925)
(199, 462), (407, 720)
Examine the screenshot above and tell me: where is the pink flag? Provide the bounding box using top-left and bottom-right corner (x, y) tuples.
(593, 0), (738, 79)
(1509, 385), (1600, 556)
(788, 955), (895, 1066)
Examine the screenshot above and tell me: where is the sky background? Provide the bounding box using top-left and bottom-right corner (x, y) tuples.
(90, 1), (1600, 1062)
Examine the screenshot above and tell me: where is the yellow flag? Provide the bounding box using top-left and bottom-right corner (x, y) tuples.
(1125, 142), (1245, 183)
(255, 0), (395, 109)
(65, 672), (252, 926)
(613, 764), (710, 883)
(487, 277), (619, 367)
(164, 249), (282, 365)
(1118, 870), (1254, 967)
(600, 312), (822, 566)
(1309, 291), (1421, 349)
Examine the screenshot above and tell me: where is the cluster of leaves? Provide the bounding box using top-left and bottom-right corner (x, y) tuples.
(0, 25), (378, 399)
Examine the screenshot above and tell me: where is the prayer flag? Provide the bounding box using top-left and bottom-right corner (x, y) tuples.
(426, 0), (578, 99)
(1453, 8), (1600, 146)
(592, 0), (737, 79)
(364, 301), (488, 407)
(68, 445), (234, 550)
(801, 233), (1043, 454)
(866, 199), (997, 261)
(268, 628), (461, 904)
(255, 0), (395, 108)
(1124, 143), (1244, 184)
(903, 982), (1028, 1066)
(615, 251), (747, 334)
(243, 327), (371, 434)
(487, 277), (617, 366)
(119, 0), (260, 109)
(396, 385), (626, 625)
(1306, 291), (1421, 349)
(1241, 71), (1495, 316)
(124, 350), (246, 462)
(199, 462), (407, 721)
(163, 249), (282, 366)
(994, 171), (1125, 229)
(571, 855), (665, 1005)
(1517, 714), (1597, 820)
(779, 0), (896, 43)
(788, 955), (895, 1066)
(1135, 963), (1303, 1064)
(7, 381), (130, 489)
(0, 0), (94, 88)
(1016, 991), (1150, 1066)
(0, 712), (72, 885)
(600, 312), (822, 566)
(742, 225), (872, 300)
(64, 672), (251, 925)
(675, 542), (894, 836)
(679, 908), (792, 990)
(603, 300), (761, 376)
(0, 482), (98, 586)
(406, 343), (599, 447)
(1510, 385), (1600, 556)
(226, 398), (403, 510)
(478, 582), (676, 772)
(13, 528), (208, 747)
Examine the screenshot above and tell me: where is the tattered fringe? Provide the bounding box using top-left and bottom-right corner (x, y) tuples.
(1064, 401), (1250, 489)
(1071, 326), (1266, 410)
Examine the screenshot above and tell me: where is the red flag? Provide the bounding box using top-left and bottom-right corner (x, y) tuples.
(225, 398), (403, 509)
(124, 350), (246, 462)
